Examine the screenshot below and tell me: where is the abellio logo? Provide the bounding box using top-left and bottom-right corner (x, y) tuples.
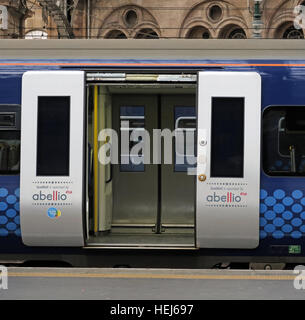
(32, 191), (67, 201)
(47, 207), (61, 219)
(207, 192), (242, 203)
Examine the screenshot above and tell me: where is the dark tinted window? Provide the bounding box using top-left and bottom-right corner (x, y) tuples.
(120, 106), (145, 172)
(0, 113), (16, 128)
(210, 97), (244, 178)
(37, 96), (70, 176)
(0, 131), (20, 174)
(0, 106), (21, 175)
(263, 106), (305, 176)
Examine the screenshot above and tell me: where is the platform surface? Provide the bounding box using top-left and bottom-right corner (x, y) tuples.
(1, 267), (305, 300)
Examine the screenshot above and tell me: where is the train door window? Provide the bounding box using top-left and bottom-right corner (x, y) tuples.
(120, 106), (145, 172)
(210, 97), (244, 178)
(0, 106), (21, 174)
(174, 106), (196, 172)
(263, 106), (305, 176)
(36, 97), (70, 176)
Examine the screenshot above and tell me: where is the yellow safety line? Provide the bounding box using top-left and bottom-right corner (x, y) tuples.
(7, 272), (299, 281)
(93, 85), (99, 234)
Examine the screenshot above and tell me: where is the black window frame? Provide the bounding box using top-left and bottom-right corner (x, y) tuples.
(210, 97), (245, 178)
(263, 105), (305, 177)
(0, 104), (21, 175)
(36, 96), (71, 177)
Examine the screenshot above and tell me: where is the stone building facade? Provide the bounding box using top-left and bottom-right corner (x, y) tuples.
(1, 0), (305, 39)
(0, 1), (29, 38)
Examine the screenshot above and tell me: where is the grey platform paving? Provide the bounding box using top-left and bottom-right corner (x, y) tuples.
(0, 267), (305, 300)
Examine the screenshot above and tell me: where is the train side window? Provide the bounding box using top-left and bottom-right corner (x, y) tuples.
(263, 106), (305, 176)
(0, 131), (20, 174)
(120, 106), (145, 172)
(0, 108), (21, 175)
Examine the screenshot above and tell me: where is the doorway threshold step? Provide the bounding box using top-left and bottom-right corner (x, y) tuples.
(87, 233), (194, 247)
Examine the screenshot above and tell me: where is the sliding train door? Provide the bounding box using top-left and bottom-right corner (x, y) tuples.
(196, 72), (261, 248)
(20, 71), (86, 246)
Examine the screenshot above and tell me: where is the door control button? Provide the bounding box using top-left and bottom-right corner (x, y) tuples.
(198, 174), (207, 182)
(200, 140), (207, 146)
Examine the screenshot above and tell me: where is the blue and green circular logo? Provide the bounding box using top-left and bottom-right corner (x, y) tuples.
(47, 207), (61, 219)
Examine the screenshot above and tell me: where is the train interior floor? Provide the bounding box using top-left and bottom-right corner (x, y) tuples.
(87, 228), (195, 247)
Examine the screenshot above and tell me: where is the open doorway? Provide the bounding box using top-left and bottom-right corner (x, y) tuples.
(86, 80), (197, 247)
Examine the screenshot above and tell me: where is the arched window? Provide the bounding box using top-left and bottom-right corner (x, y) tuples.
(135, 28), (159, 39)
(219, 24), (246, 39)
(283, 26), (304, 39)
(274, 22), (304, 39)
(25, 30), (48, 39)
(228, 28), (246, 39)
(186, 26), (210, 39)
(104, 30), (127, 39)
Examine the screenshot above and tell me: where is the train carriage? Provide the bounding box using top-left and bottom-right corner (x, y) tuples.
(0, 39), (304, 268)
